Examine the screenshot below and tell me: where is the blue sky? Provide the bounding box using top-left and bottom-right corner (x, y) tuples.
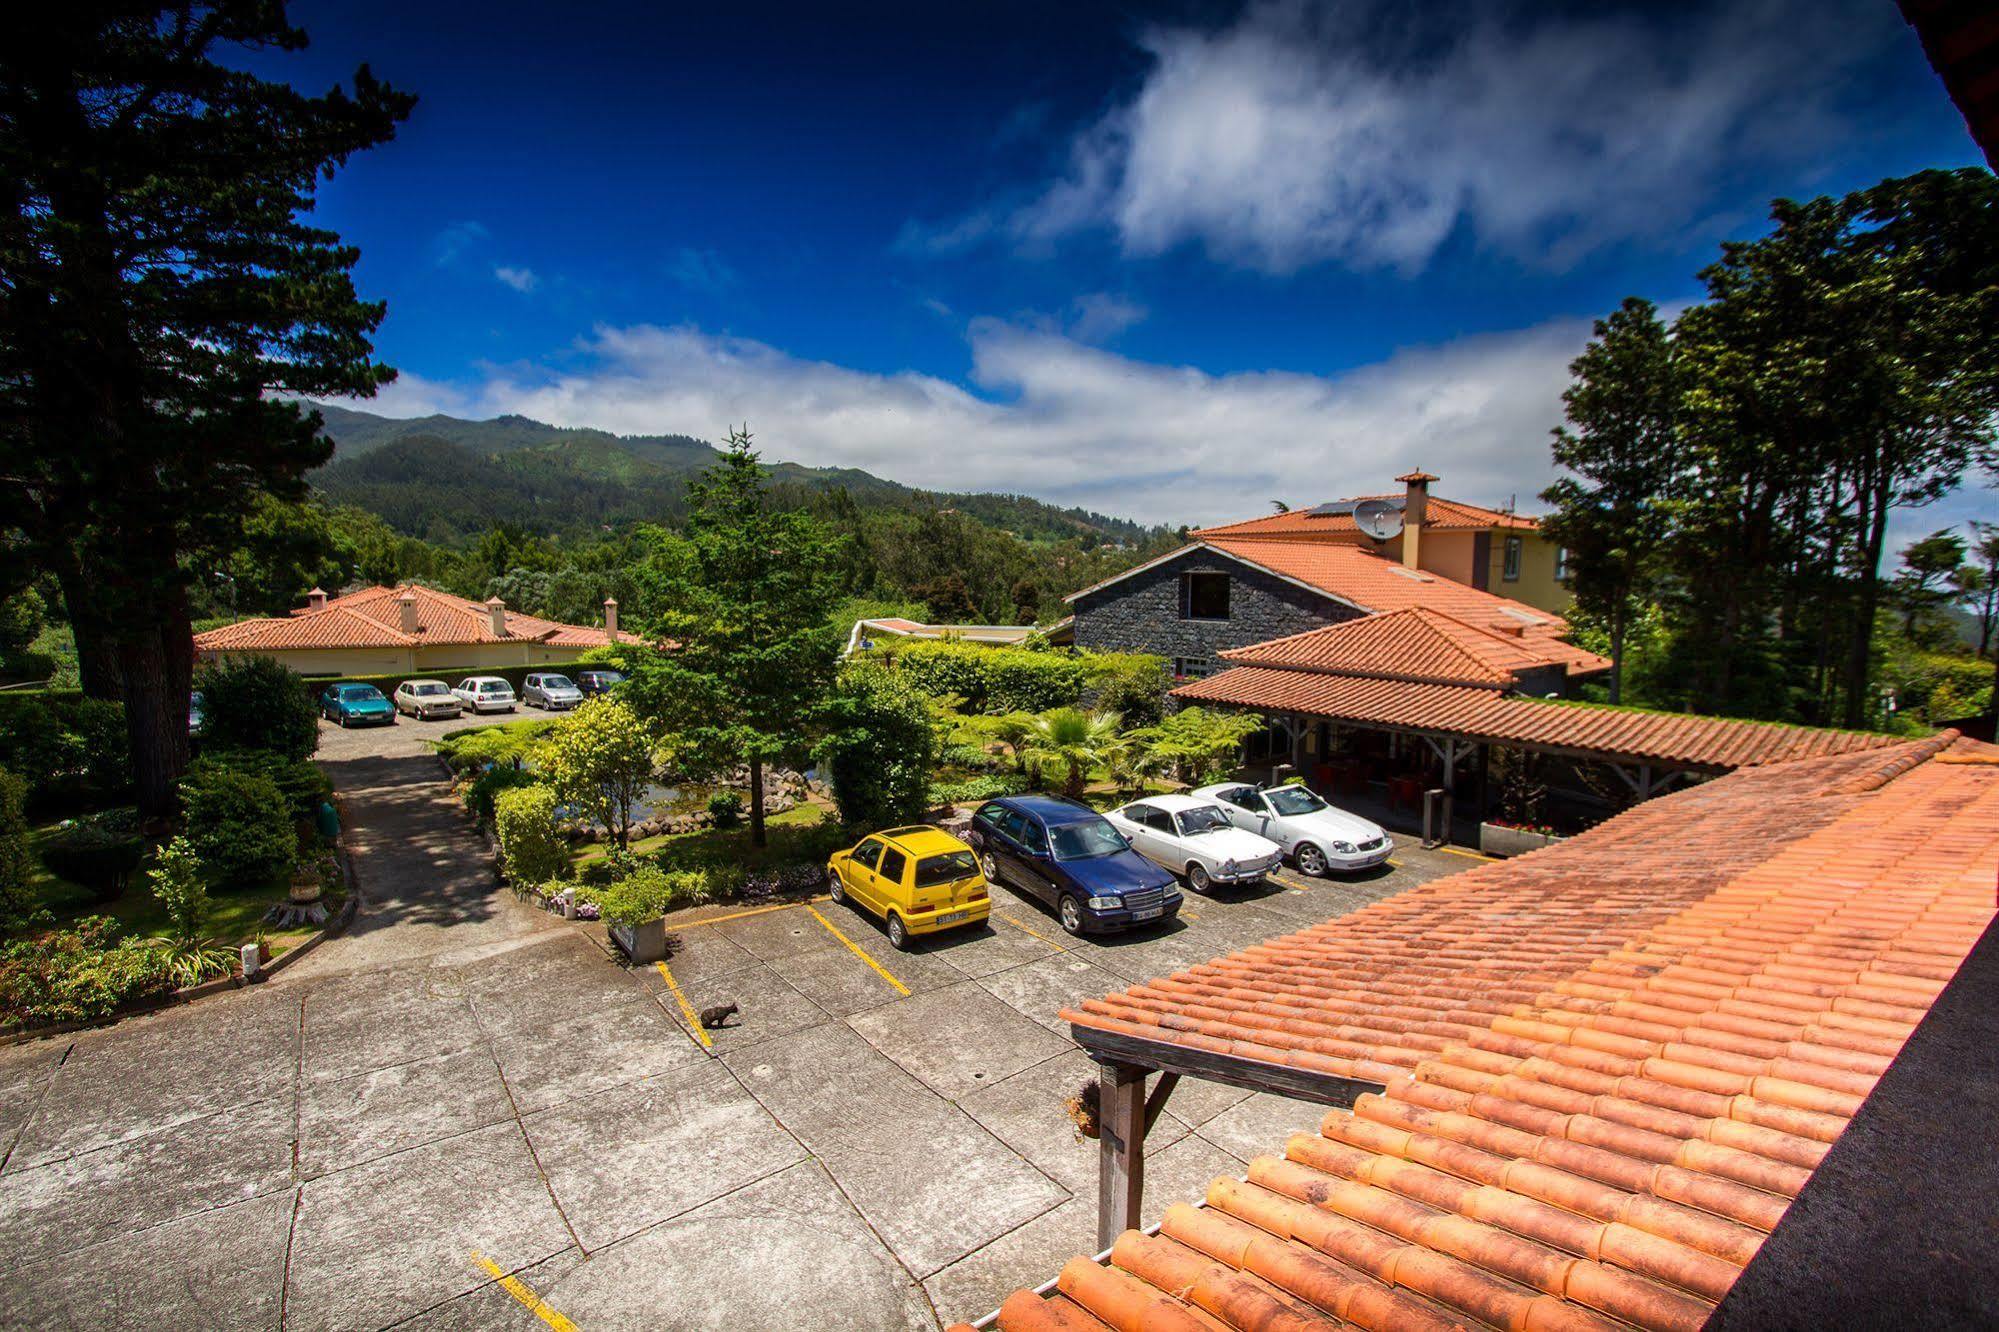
(266, 0), (1988, 533)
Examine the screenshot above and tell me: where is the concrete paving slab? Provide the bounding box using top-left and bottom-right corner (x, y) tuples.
(7, 987), (299, 1168)
(489, 993), (707, 1114)
(760, 936), (927, 1018)
(652, 919), (763, 988)
(523, 1059), (806, 1253)
(974, 952), (1130, 1034)
(927, 914), (1070, 978)
(457, 931), (644, 1036)
(285, 1120), (574, 1332)
(0, 1093), (295, 1262)
(847, 980), (1070, 1100)
(726, 1024), (1066, 1277)
(1157, 1075), (1256, 1129)
(532, 1159), (940, 1330)
(957, 1048), (1189, 1195)
(299, 1046), (515, 1177)
(298, 961), (486, 1084)
(713, 902), (842, 963)
(0, 1040), (62, 1169)
(921, 1133), (1249, 1325)
(1191, 1089), (1334, 1163)
(388, 1248), (588, 1332)
(662, 958), (833, 1052)
(811, 900), (972, 991)
(0, 1186), (294, 1330)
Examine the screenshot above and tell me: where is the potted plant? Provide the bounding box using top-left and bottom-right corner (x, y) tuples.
(592, 864), (680, 963)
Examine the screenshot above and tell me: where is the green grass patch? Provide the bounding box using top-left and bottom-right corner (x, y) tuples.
(572, 801), (831, 870)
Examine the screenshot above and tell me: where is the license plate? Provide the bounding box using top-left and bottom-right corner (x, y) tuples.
(939, 910), (968, 924)
(1131, 906), (1163, 921)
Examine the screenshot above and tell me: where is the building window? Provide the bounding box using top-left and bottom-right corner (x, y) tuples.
(1554, 546), (1570, 582)
(1502, 536), (1523, 582)
(1172, 656), (1217, 680)
(1180, 571), (1230, 621)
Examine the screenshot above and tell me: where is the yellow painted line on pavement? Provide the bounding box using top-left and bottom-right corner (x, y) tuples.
(472, 1252), (578, 1332)
(654, 961), (713, 1050)
(674, 896), (826, 930)
(1438, 847), (1498, 862)
(996, 910), (1065, 949)
(805, 905), (911, 996)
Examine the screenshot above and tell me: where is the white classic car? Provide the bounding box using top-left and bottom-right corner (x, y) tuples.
(1191, 781), (1393, 876)
(1102, 792), (1286, 893)
(392, 678), (464, 720)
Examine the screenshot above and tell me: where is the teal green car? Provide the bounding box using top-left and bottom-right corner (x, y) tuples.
(320, 683), (396, 728)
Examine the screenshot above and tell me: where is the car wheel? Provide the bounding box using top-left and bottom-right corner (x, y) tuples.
(827, 867), (846, 904)
(887, 913), (910, 951)
(1059, 895), (1085, 935)
(1187, 862), (1212, 894)
(979, 852), (1000, 884)
(1295, 843), (1328, 877)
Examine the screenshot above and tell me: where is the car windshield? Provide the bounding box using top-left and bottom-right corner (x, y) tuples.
(480, 682), (510, 693)
(411, 683), (446, 696)
(1177, 805), (1234, 835)
(343, 686), (383, 702)
(912, 851), (977, 888)
(541, 676), (575, 690)
(1049, 819), (1129, 861)
(1264, 785), (1328, 816)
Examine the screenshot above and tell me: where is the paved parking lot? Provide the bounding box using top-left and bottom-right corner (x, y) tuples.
(0, 715), (1472, 1330)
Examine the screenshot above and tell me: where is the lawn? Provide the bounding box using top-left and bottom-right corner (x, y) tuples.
(572, 800), (832, 869)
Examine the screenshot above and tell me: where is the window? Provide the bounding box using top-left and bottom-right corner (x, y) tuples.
(1049, 820), (1128, 860)
(876, 847), (908, 884)
(1176, 805), (1234, 836)
(1180, 571), (1230, 621)
(851, 838), (884, 872)
(1172, 656), (1217, 680)
(1554, 546), (1570, 582)
(1502, 535), (1523, 582)
(1126, 804), (1169, 832)
(1219, 786), (1263, 813)
(913, 851), (977, 888)
(1018, 818), (1049, 856)
(1265, 785), (1330, 816)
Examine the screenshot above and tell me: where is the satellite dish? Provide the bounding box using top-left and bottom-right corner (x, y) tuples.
(1353, 498), (1404, 542)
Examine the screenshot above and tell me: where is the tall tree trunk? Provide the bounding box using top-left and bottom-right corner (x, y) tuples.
(53, 555), (123, 699)
(748, 754), (767, 848)
(116, 588), (193, 820)
(1841, 484), (1891, 730)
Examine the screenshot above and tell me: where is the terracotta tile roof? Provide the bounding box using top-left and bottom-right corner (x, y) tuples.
(1171, 667), (1903, 771)
(1223, 608), (1609, 687)
(1195, 495), (1540, 540)
(969, 733), (1999, 1332)
(193, 584), (640, 654)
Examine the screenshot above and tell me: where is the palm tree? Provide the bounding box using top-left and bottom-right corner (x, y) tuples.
(1018, 707), (1123, 798)
(980, 711), (1039, 774)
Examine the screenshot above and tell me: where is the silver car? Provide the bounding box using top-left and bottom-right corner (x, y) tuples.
(523, 672), (584, 710)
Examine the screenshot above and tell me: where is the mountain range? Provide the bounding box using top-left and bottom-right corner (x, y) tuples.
(309, 403), (1165, 546)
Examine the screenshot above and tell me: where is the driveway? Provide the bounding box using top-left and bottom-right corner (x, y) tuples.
(0, 716), (1470, 1329)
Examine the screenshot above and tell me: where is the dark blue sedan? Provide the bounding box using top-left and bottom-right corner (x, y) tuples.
(320, 683), (396, 728)
(966, 795), (1181, 936)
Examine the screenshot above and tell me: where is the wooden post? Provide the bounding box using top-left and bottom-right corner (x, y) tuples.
(1097, 1061), (1147, 1250)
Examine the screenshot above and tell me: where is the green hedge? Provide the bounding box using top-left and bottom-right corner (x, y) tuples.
(883, 641), (1088, 713)
(294, 661), (601, 702)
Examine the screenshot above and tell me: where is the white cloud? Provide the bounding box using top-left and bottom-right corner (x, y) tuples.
(430, 220), (489, 267)
(340, 316), (1591, 527)
(1066, 292), (1148, 343)
(494, 265), (539, 293)
(667, 247), (736, 293)
(924, 0), (1894, 274)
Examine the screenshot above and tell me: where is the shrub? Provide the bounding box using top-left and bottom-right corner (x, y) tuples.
(177, 764), (294, 890)
(887, 641), (1087, 713)
(464, 764), (539, 822)
(925, 772), (1030, 806)
(582, 863), (716, 926)
(706, 791), (743, 829)
(0, 767), (31, 924)
(143, 837), (236, 986)
(1129, 706), (1264, 786)
(938, 742), (1000, 772)
(194, 655), (318, 760)
(188, 751), (330, 822)
(1083, 652), (1170, 727)
(39, 810), (145, 903)
(0, 695), (130, 813)
(816, 663), (935, 828)
(493, 785), (569, 887)
(434, 718), (561, 776)
(0, 917), (174, 1028)
(540, 698), (660, 849)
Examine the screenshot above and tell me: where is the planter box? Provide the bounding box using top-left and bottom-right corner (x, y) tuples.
(610, 917), (667, 963)
(1479, 823), (1564, 858)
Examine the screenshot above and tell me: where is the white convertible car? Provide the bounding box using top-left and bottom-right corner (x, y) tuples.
(1191, 781), (1393, 876)
(1103, 792), (1285, 893)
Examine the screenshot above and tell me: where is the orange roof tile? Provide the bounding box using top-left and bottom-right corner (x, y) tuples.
(1171, 667), (1901, 770)
(982, 732), (1999, 1332)
(193, 584), (641, 654)
(1195, 495), (1540, 540)
(1223, 608), (1608, 687)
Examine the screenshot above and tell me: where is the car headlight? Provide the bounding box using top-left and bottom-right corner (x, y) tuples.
(1329, 841), (1356, 854)
(1087, 896), (1122, 910)
(1222, 858), (1237, 874)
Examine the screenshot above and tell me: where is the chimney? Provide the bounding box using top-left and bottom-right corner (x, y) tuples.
(486, 596), (508, 638)
(603, 596), (619, 640)
(396, 590), (418, 635)
(306, 587), (328, 613)
(1396, 468), (1438, 569)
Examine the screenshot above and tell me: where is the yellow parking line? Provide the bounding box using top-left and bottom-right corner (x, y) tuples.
(996, 910), (1065, 949)
(675, 897), (826, 930)
(1438, 847), (1498, 862)
(805, 905), (911, 996)
(472, 1252), (578, 1332)
(654, 961), (713, 1050)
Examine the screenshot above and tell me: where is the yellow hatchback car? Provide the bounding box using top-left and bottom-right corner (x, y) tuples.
(826, 825), (991, 949)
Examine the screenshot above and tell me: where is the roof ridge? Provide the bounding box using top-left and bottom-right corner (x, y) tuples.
(1824, 729), (1962, 795)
